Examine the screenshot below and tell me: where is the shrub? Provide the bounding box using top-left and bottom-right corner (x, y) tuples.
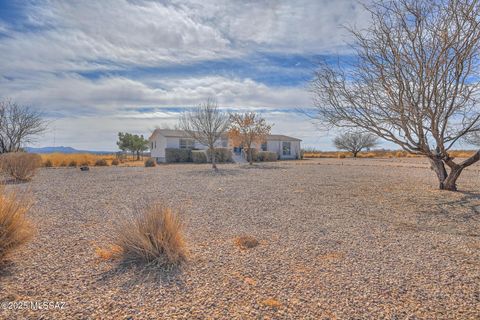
(44, 159), (53, 167)
(206, 148), (233, 163)
(111, 159), (119, 166)
(145, 158), (156, 167)
(338, 154), (346, 159)
(165, 148), (192, 163)
(191, 150), (207, 163)
(0, 189), (33, 263)
(116, 204), (188, 267)
(234, 235), (259, 249)
(0, 153), (42, 181)
(80, 160), (90, 166)
(68, 160), (77, 167)
(95, 159), (108, 166)
(257, 151), (277, 162)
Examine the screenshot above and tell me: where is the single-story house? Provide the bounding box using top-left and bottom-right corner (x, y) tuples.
(149, 129), (302, 163)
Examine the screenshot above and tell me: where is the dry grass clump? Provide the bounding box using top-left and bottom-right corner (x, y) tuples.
(44, 159), (53, 167)
(0, 152), (42, 181)
(95, 159), (108, 166)
(116, 204), (188, 267)
(0, 188), (33, 263)
(261, 298), (282, 308)
(95, 244), (123, 261)
(68, 160), (77, 167)
(145, 158), (156, 167)
(234, 235), (259, 249)
(111, 159), (119, 166)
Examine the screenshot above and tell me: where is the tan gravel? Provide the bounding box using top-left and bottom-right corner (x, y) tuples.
(1, 158), (479, 319)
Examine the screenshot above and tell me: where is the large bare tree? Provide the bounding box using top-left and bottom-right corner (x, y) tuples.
(311, 0), (480, 191)
(229, 112), (272, 165)
(0, 99), (47, 153)
(179, 99), (230, 171)
(334, 132), (378, 157)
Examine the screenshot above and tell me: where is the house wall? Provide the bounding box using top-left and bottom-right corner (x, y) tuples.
(266, 140), (301, 159)
(151, 134), (229, 162)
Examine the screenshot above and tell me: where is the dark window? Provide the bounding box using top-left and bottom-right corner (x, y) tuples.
(179, 138), (195, 149)
(261, 143), (267, 151)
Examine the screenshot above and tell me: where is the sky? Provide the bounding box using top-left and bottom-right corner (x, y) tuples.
(0, 0), (374, 151)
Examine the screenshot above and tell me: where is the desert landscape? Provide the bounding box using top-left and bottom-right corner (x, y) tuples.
(1, 158), (479, 319)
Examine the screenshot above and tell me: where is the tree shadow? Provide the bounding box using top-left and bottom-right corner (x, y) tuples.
(239, 164), (283, 170)
(0, 178), (28, 185)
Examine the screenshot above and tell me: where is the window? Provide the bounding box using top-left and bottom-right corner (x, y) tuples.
(282, 142), (291, 156)
(179, 138), (195, 149)
(222, 139), (228, 148)
(151, 142), (154, 149)
(261, 143), (267, 151)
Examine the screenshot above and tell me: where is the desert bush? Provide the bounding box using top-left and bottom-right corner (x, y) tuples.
(257, 151), (277, 162)
(68, 160), (77, 167)
(0, 188), (33, 263)
(191, 150), (207, 163)
(116, 204), (188, 267)
(0, 153), (42, 181)
(59, 161), (67, 167)
(165, 148), (192, 163)
(338, 154), (346, 159)
(44, 159), (53, 167)
(111, 159), (119, 166)
(234, 235), (259, 249)
(80, 160), (90, 166)
(145, 158), (156, 167)
(206, 148), (233, 163)
(95, 159), (108, 166)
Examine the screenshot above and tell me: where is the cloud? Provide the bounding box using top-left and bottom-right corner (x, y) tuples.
(0, 0), (372, 150)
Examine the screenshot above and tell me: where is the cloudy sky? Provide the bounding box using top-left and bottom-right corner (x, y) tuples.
(0, 0), (371, 151)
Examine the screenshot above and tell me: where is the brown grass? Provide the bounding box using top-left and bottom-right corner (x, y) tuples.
(303, 149), (476, 159)
(234, 235), (259, 249)
(261, 298), (282, 308)
(40, 153), (147, 167)
(0, 152), (42, 181)
(95, 159), (108, 166)
(0, 188), (33, 263)
(116, 204), (188, 267)
(95, 244), (123, 261)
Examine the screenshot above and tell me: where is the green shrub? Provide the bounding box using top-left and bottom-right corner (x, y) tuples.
(111, 159), (119, 166)
(68, 160), (77, 167)
(95, 159), (108, 166)
(192, 150), (207, 163)
(165, 148), (192, 163)
(145, 158), (156, 167)
(206, 148), (233, 163)
(257, 151), (277, 162)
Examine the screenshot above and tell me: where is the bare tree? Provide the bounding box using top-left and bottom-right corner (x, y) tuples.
(229, 113), (272, 165)
(334, 132), (378, 157)
(179, 99), (230, 171)
(0, 100), (47, 153)
(311, 0), (480, 191)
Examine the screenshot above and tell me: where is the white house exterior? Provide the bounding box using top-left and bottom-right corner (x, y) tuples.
(149, 129), (301, 163)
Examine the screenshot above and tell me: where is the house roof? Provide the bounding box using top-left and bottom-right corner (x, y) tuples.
(266, 134), (302, 142)
(149, 129), (301, 141)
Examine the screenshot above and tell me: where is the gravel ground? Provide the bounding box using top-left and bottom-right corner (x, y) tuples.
(1, 158), (479, 319)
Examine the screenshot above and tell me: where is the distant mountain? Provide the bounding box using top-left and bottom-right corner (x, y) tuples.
(25, 146), (113, 154)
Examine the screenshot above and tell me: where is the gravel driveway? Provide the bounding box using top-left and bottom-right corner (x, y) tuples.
(1, 158), (479, 319)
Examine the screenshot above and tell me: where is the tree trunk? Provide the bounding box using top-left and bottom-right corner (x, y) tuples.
(248, 148), (253, 165)
(429, 157), (448, 189)
(352, 151), (358, 158)
(210, 146), (217, 171)
(136, 151), (140, 160)
(428, 151), (480, 191)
